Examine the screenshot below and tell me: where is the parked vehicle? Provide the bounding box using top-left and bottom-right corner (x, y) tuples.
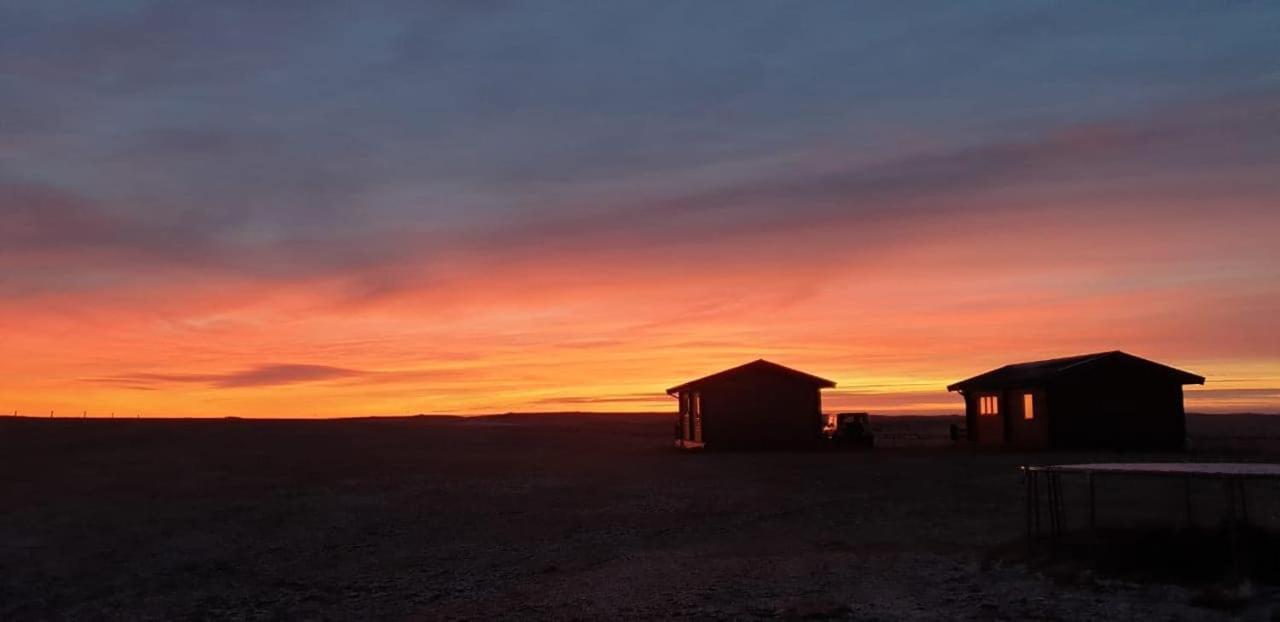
(828, 412), (874, 448)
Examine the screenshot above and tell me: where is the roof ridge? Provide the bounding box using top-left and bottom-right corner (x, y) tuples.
(666, 359), (836, 395)
(1053, 350), (1118, 373)
(948, 350), (1203, 392)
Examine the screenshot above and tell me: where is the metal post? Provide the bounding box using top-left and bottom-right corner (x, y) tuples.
(1225, 479), (1242, 576)
(1088, 472), (1096, 534)
(1032, 470), (1042, 538)
(1225, 479), (1237, 525)
(1043, 470), (1054, 546)
(1046, 472), (1060, 543)
(1045, 471), (1053, 538)
(1054, 473), (1064, 537)
(1184, 476), (1193, 529)
(1025, 469), (1033, 540)
(1237, 479), (1249, 527)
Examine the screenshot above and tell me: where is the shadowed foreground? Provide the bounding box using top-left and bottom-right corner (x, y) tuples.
(1, 415), (1277, 620)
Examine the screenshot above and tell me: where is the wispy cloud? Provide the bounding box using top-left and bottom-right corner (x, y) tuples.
(86, 364), (365, 389)
(85, 364), (456, 390)
(530, 393), (665, 406)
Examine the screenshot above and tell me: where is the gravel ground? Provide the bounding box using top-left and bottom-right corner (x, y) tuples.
(1, 414), (1276, 620)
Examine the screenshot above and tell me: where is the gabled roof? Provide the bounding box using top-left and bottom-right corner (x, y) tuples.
(946, 351), (1204, 392)
(666, 359), (836, 396)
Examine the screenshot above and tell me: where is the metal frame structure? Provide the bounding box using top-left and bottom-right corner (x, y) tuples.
(1022, 462), (1280, 543)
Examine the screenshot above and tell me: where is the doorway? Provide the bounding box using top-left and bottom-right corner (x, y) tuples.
(976, 393), (1005, 444)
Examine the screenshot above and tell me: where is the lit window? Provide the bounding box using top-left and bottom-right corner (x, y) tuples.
(1023, 393), (1035, 420)
(979, 395), (999, 416)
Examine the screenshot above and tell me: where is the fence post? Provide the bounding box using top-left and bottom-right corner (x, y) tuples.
(1088, 472), (1096, 534)
(1184, 476), (1193, 528)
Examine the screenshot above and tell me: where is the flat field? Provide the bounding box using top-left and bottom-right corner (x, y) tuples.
(1, 414), (1277, 620)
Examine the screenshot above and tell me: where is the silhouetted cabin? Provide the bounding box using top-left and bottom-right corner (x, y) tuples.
(667, 359), (835, 450)
(947, 351), (1204, 450)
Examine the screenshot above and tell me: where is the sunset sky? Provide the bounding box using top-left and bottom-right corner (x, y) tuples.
(3, 2), (1279, 417)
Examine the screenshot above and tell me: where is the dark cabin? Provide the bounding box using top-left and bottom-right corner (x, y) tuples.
(667, 359), (836, 450)
(947, 351), (1204, 450)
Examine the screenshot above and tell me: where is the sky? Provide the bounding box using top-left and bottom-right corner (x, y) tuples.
(3, 1), (1279, 417)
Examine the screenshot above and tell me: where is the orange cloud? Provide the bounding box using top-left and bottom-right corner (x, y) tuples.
(3, 95), (1279, 417)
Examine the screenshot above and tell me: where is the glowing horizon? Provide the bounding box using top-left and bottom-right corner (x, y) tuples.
(3, 3), (1279, 418)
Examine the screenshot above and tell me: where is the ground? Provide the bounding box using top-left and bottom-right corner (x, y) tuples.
(1, 414), (1277, 620)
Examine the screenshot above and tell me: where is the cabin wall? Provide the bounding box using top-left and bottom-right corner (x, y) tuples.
(1006, 388), (1048, 447)
(963, 393), (978, 442)
(1047, 373), (1186, 450)
(674, 392), (684, 442)
(674, 391), (697, 444)
(1171, 384), (1188, 447)
(699, 374), (824, 449)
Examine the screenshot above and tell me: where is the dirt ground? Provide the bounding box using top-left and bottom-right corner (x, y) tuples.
(1, 414), (1277, 620)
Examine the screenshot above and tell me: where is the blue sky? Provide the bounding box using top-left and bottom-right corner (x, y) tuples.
(3, 2), (1279, 416)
